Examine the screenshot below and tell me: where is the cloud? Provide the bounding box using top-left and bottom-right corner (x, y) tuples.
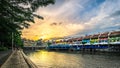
(22, 0), (120, 40)
(110, 10), (120, 17)
(50, 22), (57, 26)
(50, 22), (62, 26)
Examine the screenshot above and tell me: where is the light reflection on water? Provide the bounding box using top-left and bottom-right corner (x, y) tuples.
(26, 50), (120, 68)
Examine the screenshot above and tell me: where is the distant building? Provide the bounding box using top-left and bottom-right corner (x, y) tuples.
(22, 38), (36, 46)
(36, 39), (43, 46)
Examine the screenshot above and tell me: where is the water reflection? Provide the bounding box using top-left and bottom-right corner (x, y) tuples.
(27, 50), (120, 68)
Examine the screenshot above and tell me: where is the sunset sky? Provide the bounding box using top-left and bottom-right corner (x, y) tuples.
(22, 0), (120, 40)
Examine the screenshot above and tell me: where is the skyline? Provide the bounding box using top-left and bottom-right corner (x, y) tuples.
(22, 0), (120, 40)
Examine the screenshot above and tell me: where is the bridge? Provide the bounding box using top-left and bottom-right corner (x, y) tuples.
(23, 46), (47, 50)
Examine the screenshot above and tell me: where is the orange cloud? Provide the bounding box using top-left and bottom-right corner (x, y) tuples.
(22, 17), (84, 40)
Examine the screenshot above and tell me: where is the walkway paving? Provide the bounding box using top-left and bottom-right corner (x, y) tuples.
(1, 50), (37, 68)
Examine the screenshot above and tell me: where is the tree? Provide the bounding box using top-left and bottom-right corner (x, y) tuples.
(0, 0), (55, 48)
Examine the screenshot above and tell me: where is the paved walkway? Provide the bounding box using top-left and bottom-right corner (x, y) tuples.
(1, 50), (37, 68)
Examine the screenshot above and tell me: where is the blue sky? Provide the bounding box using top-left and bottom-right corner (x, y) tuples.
(22, 0), (120, 40)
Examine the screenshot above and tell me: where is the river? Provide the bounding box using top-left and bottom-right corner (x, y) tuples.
(24, 50), (120, 68)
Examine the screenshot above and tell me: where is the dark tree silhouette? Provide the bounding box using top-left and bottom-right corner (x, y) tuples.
(0, 0), (55, 48)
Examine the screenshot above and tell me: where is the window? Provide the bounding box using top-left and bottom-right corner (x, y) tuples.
(104, 40), (108, 42)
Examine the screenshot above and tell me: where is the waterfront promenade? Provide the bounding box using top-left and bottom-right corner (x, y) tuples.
(1, 49), (38, 68)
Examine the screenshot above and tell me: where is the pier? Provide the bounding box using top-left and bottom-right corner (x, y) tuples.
(1, 49), (37, 68)
(47, 44), (120, 52)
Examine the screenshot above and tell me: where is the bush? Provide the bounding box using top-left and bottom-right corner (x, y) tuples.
(0, 47), (8, 51)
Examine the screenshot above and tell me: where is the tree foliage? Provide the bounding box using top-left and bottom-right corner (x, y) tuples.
(0, 0), (55, 48)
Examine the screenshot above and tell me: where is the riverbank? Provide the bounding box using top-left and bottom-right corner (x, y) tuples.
(0, 50), (12, 66)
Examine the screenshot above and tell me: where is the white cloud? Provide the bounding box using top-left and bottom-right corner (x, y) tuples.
(22, 0), (120, 40)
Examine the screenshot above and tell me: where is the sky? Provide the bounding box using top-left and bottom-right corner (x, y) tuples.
(22, 0), (120, 40)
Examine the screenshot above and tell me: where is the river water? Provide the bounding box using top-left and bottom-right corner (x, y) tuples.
(25, 50), (120, 68)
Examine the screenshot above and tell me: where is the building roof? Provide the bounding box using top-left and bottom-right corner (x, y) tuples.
(99, 32), (109, 38)
(67, 38), (77, 42)
(63, 30), (120, 42)
(67, 37), (83, 42)
(110, 31), (120, 37)
(83, 35), (92, 39)
(91, 34), (100, 39)
(77, 37), (83, 41)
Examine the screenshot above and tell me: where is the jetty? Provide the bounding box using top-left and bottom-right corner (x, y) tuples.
(1, 49), (37, 68)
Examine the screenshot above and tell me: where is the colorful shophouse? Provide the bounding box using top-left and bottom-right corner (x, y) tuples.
(66, 38), (76, 44)
(99, 32), (109, 45)
(90, 33), (100, 45)
(76, 37), (83, 44)
(109, 31), (120, 44)
(82, 35), (91, 45)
